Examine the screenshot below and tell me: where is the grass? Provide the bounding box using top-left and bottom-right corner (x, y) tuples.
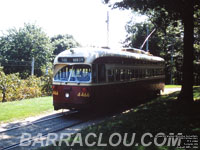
(0, 96), (53, 123)
(38, 87), (200, 150)
(165, 85), (182, 88)
(194, 87), (200, 100)
(165, 85), (200, 89)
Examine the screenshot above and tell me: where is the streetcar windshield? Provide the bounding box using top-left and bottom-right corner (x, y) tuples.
(54, 65), (91, 83)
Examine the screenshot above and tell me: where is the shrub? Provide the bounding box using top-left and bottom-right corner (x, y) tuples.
(40, 69), (53, 96)
(0, 71), (52, 102)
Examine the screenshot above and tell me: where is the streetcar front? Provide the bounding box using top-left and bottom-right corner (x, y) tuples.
(52, 49), (94, 110)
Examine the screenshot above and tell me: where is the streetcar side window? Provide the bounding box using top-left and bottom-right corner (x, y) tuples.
(98, 64), (106, 82)
(146, 69), (150, 77)
(120, 69), (125, 81)
(135, 69), (138, 78)
(138, 69), (141, 78)
(127, 69), (131, 80)
(151, 69), (154, 76)
(142, 69), (145, 78)
(161, 68), (164, 75)
(130, 69), (135, 80)
(115, 69), (120, 81)
(124, 69), (129, 80)
(107, 69), (114, 82)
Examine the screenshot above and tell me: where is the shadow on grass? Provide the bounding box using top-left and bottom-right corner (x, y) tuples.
(38, 89), (200, 150)
(194, 87), (200, 101)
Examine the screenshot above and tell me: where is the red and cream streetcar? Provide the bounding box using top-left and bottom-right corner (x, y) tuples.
(52, 47), (165, 110)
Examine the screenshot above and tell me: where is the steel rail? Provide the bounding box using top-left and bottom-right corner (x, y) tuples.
(1, 118), (87, 150)
(0, 110), (77, 134)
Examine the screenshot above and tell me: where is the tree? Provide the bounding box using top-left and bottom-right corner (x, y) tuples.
(0, 23), (53, 77)
(0, 71), (21, 102)
(124, 19), (185, 85)
(105, 0), (200, 103)
(51, 34), (80, 55)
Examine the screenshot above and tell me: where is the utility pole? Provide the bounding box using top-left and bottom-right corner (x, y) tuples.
(106, 11), (109, 47)
(146, 26), (149, 52)
(170, 44), (174, 84)
(31, 57), (34, 76)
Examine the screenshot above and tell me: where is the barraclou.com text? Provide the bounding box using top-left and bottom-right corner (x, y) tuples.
(20, 132), (183, 147)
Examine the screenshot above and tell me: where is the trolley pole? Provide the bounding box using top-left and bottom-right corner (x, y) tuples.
(140, 28), (156, 50)
(31, 57), (34, 76)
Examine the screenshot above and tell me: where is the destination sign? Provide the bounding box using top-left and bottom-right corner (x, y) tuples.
(58, 57), (85, 63)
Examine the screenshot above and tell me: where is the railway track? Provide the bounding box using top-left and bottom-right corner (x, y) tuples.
(0, 110), (91, 150)
(0, 110), (77, 134)
(0, 104), (138, 150)
(1, 120), (86, 150)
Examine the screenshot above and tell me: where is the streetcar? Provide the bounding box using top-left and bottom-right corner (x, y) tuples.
(52, 47), (165, 110)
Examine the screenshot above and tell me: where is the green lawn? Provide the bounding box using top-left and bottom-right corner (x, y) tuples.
(165, 85), (200, 89)
(165, 85), (182, 88)
(38, 87), (200, 150)
(194, 87), (200, 100)
(0, 96), (53, 123)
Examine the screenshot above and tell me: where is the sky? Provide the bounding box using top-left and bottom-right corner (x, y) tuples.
(0, 0), (147, 48)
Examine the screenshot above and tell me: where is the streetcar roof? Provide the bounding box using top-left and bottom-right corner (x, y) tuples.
(54, 47), (164, 65)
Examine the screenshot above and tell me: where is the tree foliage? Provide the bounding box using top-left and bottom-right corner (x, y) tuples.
(112, 0), (199, 19)
(51, 34), (80, 55)
(0, 23), (53, 77)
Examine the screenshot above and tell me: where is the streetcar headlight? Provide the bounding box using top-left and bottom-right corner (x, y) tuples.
(65, 93), (70, 98)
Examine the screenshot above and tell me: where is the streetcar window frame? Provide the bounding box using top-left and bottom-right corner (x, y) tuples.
(54, 64), (92, 83)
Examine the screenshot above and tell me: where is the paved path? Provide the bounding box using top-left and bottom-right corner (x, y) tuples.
(161, 87), (181, 95)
